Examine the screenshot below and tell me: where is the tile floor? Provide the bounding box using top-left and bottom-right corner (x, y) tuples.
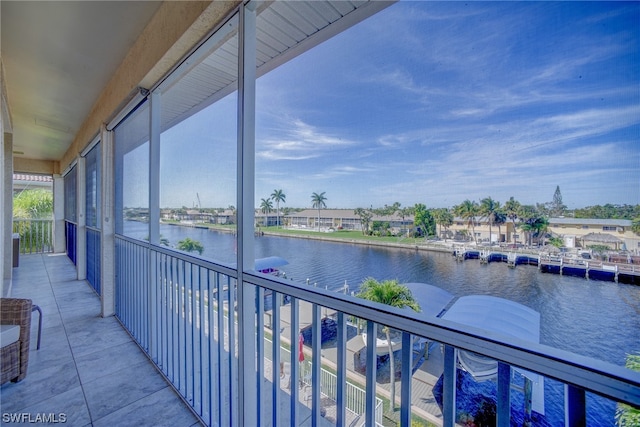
(1, 253), (201, 427)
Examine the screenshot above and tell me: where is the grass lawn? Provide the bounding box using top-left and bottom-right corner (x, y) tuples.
(258, 226), (429, 246)
(160, 220), (445, 249)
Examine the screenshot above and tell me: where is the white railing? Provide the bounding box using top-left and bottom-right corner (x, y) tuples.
(277, 343), (384, 424)
(114, 235), (640, 427)
(12, 218), (54, 254)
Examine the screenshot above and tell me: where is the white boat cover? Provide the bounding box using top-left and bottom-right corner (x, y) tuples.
(442, 295), (540, 342)
(442, 295), (545, 414)
(402, 283), (455, 319)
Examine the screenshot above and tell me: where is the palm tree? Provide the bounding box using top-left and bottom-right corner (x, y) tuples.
(532, 216), (550, 246)
(270, 189), (286, 228)
(357, 278), (420, 411)
(494, 210), (507, 244)
(616, 352), (640, 426)
(431, 208), (451, 239)
(260, 198), (273, 214)
(519, 222), (535, 247)
(259, 198), (273, 227)
(177, 237), (204, 255)
(517, 205), (538, 246)
(480, 197), (500, 245)
(311, 192), (327, 231)
(504, 197), (521, 245)
(454, 200), (480, 244)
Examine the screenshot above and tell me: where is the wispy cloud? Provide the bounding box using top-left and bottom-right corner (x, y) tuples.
(252, 2), (639, 208)
(257, 118), (357, 161)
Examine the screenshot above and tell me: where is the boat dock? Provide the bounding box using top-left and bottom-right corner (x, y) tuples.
(266, 300), (446, 425)
(538, 255), (640, 283)
(452, 247), (640, 284)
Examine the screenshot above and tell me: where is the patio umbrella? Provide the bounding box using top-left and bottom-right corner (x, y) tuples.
(298, 332), (305, 362)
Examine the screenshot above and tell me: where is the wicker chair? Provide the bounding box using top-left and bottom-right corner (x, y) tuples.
(1, 298), (32, 384)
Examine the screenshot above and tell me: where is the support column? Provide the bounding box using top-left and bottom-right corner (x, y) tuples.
(149, 91), (161, 246)
(148, 90), (161, 357)
(0, 131), (4, 295)
(76, 156), (87, 280)
(1, 65), (6, 295)
(52, 175), (66, 253)
(237, 3), (257, 425)
(100, 125), (115, 317)
(3, 132), (13, 282)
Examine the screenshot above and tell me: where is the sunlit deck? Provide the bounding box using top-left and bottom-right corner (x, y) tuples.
(1, 254), (200, 427)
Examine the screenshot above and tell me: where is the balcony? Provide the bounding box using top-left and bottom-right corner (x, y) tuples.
(113, 236), (640, 426)
(2, 1), (639, 426)
(1, 253), (199, 426)
(2, 235), (640, 426)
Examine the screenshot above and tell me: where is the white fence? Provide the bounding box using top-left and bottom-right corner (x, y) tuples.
(273, 340), (384, 425)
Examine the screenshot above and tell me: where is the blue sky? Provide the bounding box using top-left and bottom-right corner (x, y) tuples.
(149, 1), (639, 211)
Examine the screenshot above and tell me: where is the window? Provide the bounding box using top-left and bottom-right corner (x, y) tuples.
(157, 14), (238, 262)
(603, 226), (616, 231)
(84, 143), (101, 228)
(63, 165), (77, 222)
(114, 102), (149, 239)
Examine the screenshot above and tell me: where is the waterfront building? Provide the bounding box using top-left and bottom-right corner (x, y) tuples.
(447, 216), (516, 243)
(255, 211), (281, 227)
(2, 2), (638, 427)
(548, 217), (639, 252)
(286, 209), (413, 234)
(447, 216), (639, 251)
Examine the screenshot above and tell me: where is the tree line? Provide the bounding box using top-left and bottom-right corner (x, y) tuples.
(255, 186), (640, 240)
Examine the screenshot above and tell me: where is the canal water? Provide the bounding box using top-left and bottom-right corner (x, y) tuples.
(127, 222), (640, 425)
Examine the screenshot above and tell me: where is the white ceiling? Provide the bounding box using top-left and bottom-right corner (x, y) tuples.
(2, 0), (392, 164)
(1, 1), (162, 161)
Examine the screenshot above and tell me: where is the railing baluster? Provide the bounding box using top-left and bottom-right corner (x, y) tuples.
(171, 256), (177, 385)
(443, 345), (456, 427)
(180, 258), (186, 395)
(336, 312), (347, 427)
(198, 266), (204, 417)
(565, 384), (586, 427)
(365, 321), (377, 427)
(290, 296), (300, 426)
(400, 331), (413, 426)
(190, 262), (196, 406)
(272, 291), (281, 427)
(162, 253), (167, 373)
(216, 272), (224, 427)
(227, 275), (237, 426)
(497, 362), (511, 427)
(311, 303), (321, 426)
(256, 286), (265, 427)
